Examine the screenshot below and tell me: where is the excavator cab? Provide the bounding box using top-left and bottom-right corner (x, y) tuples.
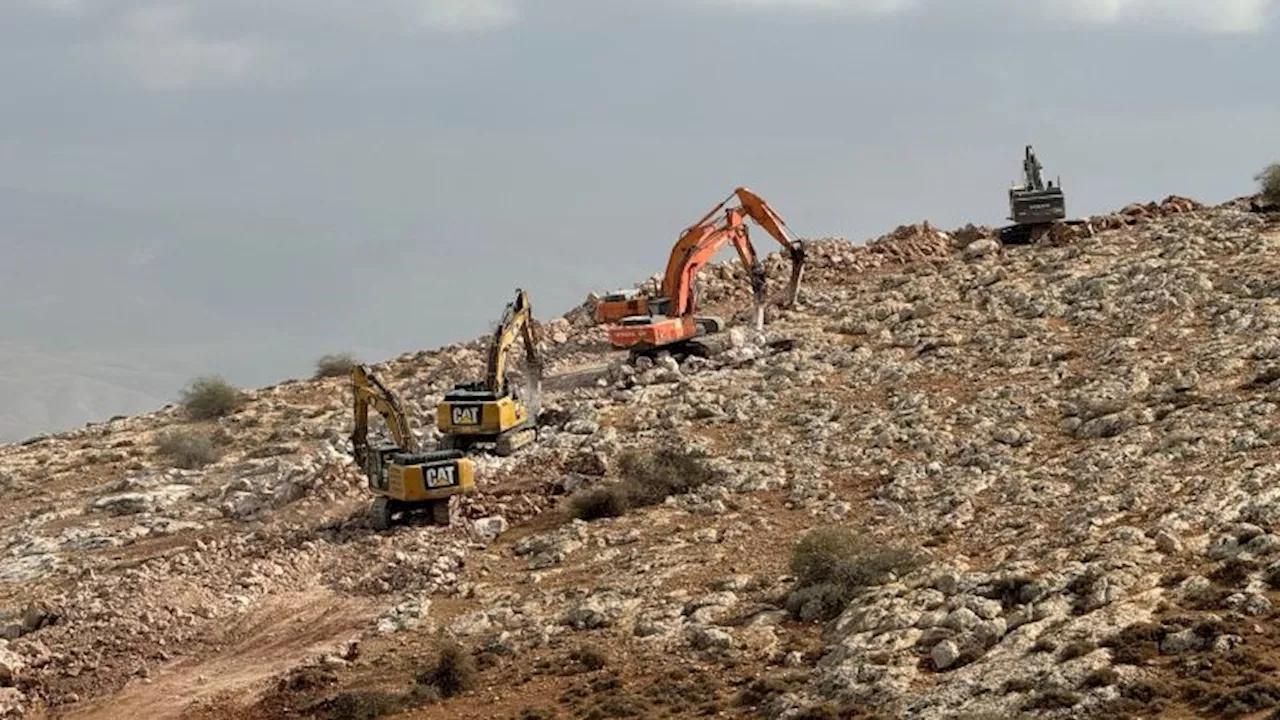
(595, 289), (671, 324)
(1007, 145), (1066, 226)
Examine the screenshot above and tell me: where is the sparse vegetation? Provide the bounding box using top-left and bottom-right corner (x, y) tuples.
(1102, 622), (1165, 665)
(1057, 639), (1097, 662)
(414, 639), (477, 699)
(567, 447), (714, 521)
(569, 486), (628, 520)
(1022, 688), (1082, 711)
(1264, 563), (1280, 589)
(1002, 677), (1037, 694)
(785, 526), (927, 621)
(569, 644), (610, 672)
(616, 447), (715, 507)
(155, 429), (223, 469)
(313, 690), (406, 720)
(1210, 557), (1257, 587)
(790, 702), (894, 720)
(179, 374), (244, 420)
(1081, 667), (1120, 689)
(314, 352), (359, 379)
(1257, 162), (1280, 206)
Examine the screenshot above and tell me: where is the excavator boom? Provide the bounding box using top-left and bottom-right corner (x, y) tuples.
(437, 288), (542, 456)
(484, 288), (542, 396)
(605, 218), (766, 352)
(594, 186), (806, 326)
(350, 363), (418, 469)
(667, 218), (764, 320)
(731, 187), (807, 309)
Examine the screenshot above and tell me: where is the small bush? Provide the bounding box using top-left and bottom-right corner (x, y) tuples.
(155, 429), (223, 469)
(1257, 162), (1280, 205)
(1058, 640), (1098, 663)
(790, 703), (893, 720)
(1210, 557), (1258, 588)
(569, 644), (610, 672)
(314, 352), (359, 379)
(1022, 688), (1082, 711)
(314, 690), (405, 720)
(785, 527), (926, 621)
(616, 447), (714, 508)
(736, 675), (805, 708)
(1028, 637), (1058, 654)
(569, 486), (628, 521)
(1102, 622), (1165, 666)
(179, 375), (244, 420)
(1081, 667), (1120, 689)
(1002, 677), (1038, 694)
(415, 640), (477, 699)
(568, 447), (714, 521)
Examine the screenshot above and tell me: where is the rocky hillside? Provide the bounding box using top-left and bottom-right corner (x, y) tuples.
(2, 194), (1279, 720)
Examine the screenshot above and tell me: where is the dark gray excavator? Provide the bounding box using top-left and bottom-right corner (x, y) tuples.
(999, 145), (1068, 244)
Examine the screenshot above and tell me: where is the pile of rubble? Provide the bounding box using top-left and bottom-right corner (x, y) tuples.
(2, 194), (1280, 719)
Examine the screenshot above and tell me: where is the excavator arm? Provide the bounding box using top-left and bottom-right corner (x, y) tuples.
(658, 187), (804, 325)
(666, 218), (769, 329)
(596, 186), (806, 326)
(484, 288), (542, 397)
(730, 187), (807, 309)
(350, 364), (418, 469)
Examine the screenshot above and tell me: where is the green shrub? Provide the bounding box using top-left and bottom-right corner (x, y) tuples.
(155, 429), (223, 469)
(1256, 162), (1280, 205)
(179, 375), (244, 420)
(314, 352), (359, 379)
(616, 447), (714, 508)
(568, 447), (715, 521)
(786, 527), (926, 621)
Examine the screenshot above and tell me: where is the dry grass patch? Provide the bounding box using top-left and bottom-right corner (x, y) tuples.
(155, 429), (224, 469)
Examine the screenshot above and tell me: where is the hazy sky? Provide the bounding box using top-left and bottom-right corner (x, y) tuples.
(0, 0), (1277, 436)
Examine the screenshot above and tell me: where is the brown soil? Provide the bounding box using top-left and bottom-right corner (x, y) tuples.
(41, 591), (378, 720)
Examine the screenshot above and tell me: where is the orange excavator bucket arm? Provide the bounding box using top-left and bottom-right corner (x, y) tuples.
(666, 217), (767, 326)
(592, 186), (806, 328)
(659, 187), (805, 310)
(731, 187), (806, 308)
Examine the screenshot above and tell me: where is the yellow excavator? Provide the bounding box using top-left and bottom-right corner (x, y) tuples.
(350, 363), (477, 530)
(437, 288), (543, 456)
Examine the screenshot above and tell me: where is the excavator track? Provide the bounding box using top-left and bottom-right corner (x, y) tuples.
(370, 497), (393, 531)
(495, 426), (538, 457)
(998, 219), (1093, 246)
(998, 222), (1050, 246)
(430, 499), (451, 526)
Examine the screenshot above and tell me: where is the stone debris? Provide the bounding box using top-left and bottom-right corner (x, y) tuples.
(0, 194), (1278, 718)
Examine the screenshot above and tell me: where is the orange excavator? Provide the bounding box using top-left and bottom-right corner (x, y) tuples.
(595, 187), (806, 358)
